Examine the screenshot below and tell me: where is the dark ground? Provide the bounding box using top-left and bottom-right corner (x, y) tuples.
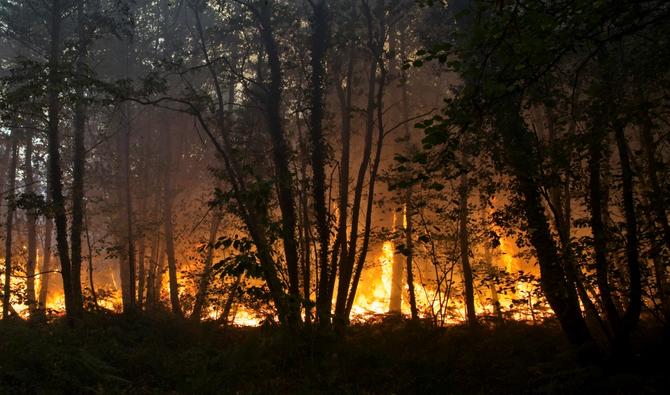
(0, 313), (667, 394)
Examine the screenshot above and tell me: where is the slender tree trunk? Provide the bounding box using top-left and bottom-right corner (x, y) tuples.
(84, 204), (98, 308)
(124, 129), (136, 312)
(162, 128), (181, 316)
(217, 272), (245, 326)
(116, 109), (135, 312)
(390, 24), (412, 316)
(38, 216), (53, 311)
(191, 209), (223, 321)
(146, 231), (160, 310)
(405, 190), (419, 320)
(337, 60), (376, 320)
(389, 209), (404, 313)
(295, 113), (313, 324)
(544, 111), (607, 337)
(336, 3), (382, 325)
(2, 132), (18, 319)
(639, 115), (670, 319)
(614, 121), (642, 335)
(47, 0), (75, 323)
(300, 193), (313, 324)
(588, 129), (621, 339)
(309, 0), (332, 329)
(69, 0), (88, 317)
(136, 236), (145, 309)
(345, 32), (389, 318)
(458, 173), (477, 325)
(24, 134), (38, 315)
(483, 243), (504, 324)
(328, 8), (356, 327)
(254, 4), (301, 325)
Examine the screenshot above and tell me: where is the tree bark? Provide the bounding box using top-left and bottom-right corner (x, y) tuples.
(337, 1), (384, 325)
(639, 114), (670, 319)
(24, 134), (38, 315)
(405, 190), (419, 321)
(309, 0), (332, 329)
(483, 241), (504, 324)
(458, 173), (477, 326)
(84, 204), (98, 308)
(497, 99), (592, 346)
(47, 0), (76, 323)
(68, 0), (88, 317)
(189, 1), (302, 326)
(389, 209), (404, 313)
(191, 209), (223, 321)
(2, 132), (18, 319)
(613, 121), (642, 336)
(588, 128), (621, 339)
(116, 106), (136, 312)
(256, 4), (301, 325)
(344, 20), (389, 318)
(162, 127), (181, 316)
(146, 230), (160, 310)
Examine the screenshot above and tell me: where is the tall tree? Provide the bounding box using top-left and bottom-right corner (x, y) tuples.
(69, 0), (89, 316)
(2, 131), (17, 319)
(46, 0), (78, 321)
(24, 132), (38, 314)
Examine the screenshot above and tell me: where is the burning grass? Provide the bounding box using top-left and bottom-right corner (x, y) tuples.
(0, 313), (666, 394)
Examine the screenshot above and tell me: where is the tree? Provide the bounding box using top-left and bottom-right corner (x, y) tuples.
(2, 130), (17, 319)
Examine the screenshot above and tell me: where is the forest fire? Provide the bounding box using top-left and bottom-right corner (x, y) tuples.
(0, 0), (667, 392)
(11, 231), (549, 326)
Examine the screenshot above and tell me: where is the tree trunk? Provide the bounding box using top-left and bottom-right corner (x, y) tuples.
(47, 0), (76, 323)
(405, 191), (419, 321)
(256, 4), (301, 325)
(344, 24), (389, 318)
(497, 99), (592, 347)
(328, 2), (356, 327)
(68, 0), (88, 317)
(544, 107), (606, 336)
(389, 208), (404, 313)
(458, 173), (477, 326)
(84, 205), (98, 308)
(38, 216), (53, 311)
(639, 115), (670, 319)
(190, 1), (295, 327)
(191, 209), (223, 321)
(483, 242), (504, 324)
(24, 134), (38, 315)
(588, 128), (621, 340)
(162, 128), (181, 316)
(338, 2), (384, 325)
(2, 132), (18, 319)
(613, 121), (642, 336)
(137, 236), (145, 309)
(116, 106), (136, 312)
(309, 0), (332, 329)
(146, 231), (160, 310)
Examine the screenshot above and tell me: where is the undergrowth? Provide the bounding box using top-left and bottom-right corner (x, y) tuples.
(0, 312), (666, 394)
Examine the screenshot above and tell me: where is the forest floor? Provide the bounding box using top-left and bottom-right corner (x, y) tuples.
(0, 312), (667, 394)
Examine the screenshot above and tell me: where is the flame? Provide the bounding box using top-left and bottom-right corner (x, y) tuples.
(230, 308), (262, 326)
(4, 199), (552, 326)
(350, 240), (396, 317)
